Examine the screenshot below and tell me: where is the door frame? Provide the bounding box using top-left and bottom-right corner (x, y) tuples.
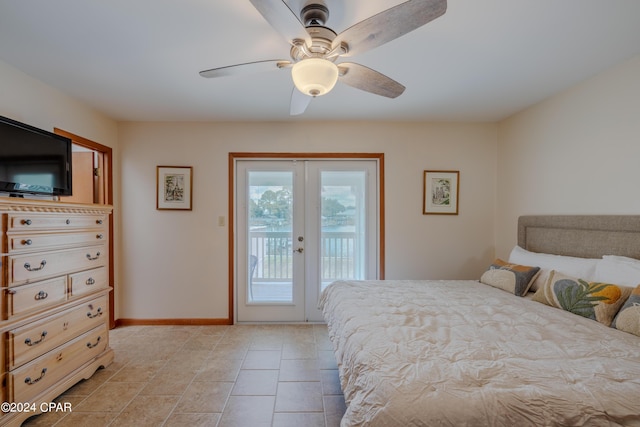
(54, 128), (115, 328)
(228, 152), (385, 324)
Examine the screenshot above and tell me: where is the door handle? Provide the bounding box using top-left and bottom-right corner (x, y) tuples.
(294, 247), (304, 253)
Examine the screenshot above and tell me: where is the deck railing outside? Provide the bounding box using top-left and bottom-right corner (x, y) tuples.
(249, 230), (358, 283)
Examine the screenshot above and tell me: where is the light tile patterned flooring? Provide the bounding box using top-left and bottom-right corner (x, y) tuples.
(22, 324), (346, 427)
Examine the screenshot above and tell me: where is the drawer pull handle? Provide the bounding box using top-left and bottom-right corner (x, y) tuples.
(22, 219), (32, 226)
(86, 252), (101, 261)
(24, 260), (47, 272)
(22, 239), (33, 246)
(96, 234), (104, 239)
(87, 307), (103, 319)
(86, 277), (96, 285)
(86, 336), (102, 349)
(25, 331), (48, 346)
(66, 219), (71, 225)
(25, 368), (47, 385)
(34, 290), (49, 300)
(96, 219), (103, 225)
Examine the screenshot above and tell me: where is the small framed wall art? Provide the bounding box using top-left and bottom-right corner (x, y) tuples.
(423, 170), (459, 215)
(157, 166), (193, 210)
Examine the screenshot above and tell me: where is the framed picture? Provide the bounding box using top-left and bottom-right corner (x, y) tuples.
(423, 170), (459, 215)
(157, 166), (193, 210)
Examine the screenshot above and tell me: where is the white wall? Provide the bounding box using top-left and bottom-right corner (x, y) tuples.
(0, 60), (117, 148)
(118, 121), (497, 320)
(0, 57), (497, 323)
(6, 49), (638, 322)
(496, 54), (640, 258)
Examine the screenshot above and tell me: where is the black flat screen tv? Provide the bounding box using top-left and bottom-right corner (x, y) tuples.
(0, 115), (72, 197)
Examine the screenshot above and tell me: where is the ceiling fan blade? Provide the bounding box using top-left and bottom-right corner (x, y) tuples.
(249, 0), (312, 46)
(338, 63), (405, 98)
(199, 60), (291, 78)
(332, 0), (447, 57)
(290, 87), (313, 115)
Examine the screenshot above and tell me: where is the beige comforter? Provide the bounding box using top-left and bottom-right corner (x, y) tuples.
(320, 280), (640, 427)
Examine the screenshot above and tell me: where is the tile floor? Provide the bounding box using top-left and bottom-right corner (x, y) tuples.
(22, 324), (346, 427)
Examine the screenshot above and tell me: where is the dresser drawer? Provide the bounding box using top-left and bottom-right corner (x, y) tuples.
(5, 277), (67, 319)
(7, 231), (107, 253)
(8, 245), (107, 286)
(69, 267), (108, 298)
(7, 213), (108, 231)
(9, 324), (109, 403)
(8, 295), (109, 369)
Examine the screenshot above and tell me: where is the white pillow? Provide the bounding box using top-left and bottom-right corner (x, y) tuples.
(594, 255), (640, 286)
(508, 246), (600, 292)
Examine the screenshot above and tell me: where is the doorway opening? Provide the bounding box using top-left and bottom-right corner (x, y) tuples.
(229, 153), (385, 323)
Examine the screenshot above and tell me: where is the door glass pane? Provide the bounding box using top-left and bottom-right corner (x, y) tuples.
(320, 171), (366, 291)
(248, 171), (293, 302)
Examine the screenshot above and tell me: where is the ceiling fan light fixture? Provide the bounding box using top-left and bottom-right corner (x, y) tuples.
(291, 58), (339, 97)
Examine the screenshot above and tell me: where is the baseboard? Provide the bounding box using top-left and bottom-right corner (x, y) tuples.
(115, 318), (232, 327)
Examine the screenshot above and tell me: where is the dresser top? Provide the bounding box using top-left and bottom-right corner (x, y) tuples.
(0, 197), (112, 214)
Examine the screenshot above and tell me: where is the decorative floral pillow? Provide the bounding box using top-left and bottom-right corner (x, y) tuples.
(480, 259), (540, 296)
(532, 270), (632, 327)
(612, 284), (640, 336)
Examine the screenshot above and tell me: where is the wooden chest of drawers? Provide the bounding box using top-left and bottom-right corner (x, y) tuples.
(0, 198), (113, 427)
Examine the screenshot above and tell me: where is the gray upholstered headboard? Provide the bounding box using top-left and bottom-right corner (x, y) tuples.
(518, 215), (640, 260)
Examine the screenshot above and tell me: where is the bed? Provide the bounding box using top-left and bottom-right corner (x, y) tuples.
(320, 216), (640, 426)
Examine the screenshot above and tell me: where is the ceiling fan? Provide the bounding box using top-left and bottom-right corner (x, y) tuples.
(199, 0), (447, 115)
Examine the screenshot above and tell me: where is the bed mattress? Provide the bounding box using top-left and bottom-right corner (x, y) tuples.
(320, 279), (640, 426)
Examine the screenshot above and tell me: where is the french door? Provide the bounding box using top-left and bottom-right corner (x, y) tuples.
(235, 158), (380, 322)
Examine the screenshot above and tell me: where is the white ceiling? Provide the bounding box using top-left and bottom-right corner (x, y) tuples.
(1, 0), (639, 122)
